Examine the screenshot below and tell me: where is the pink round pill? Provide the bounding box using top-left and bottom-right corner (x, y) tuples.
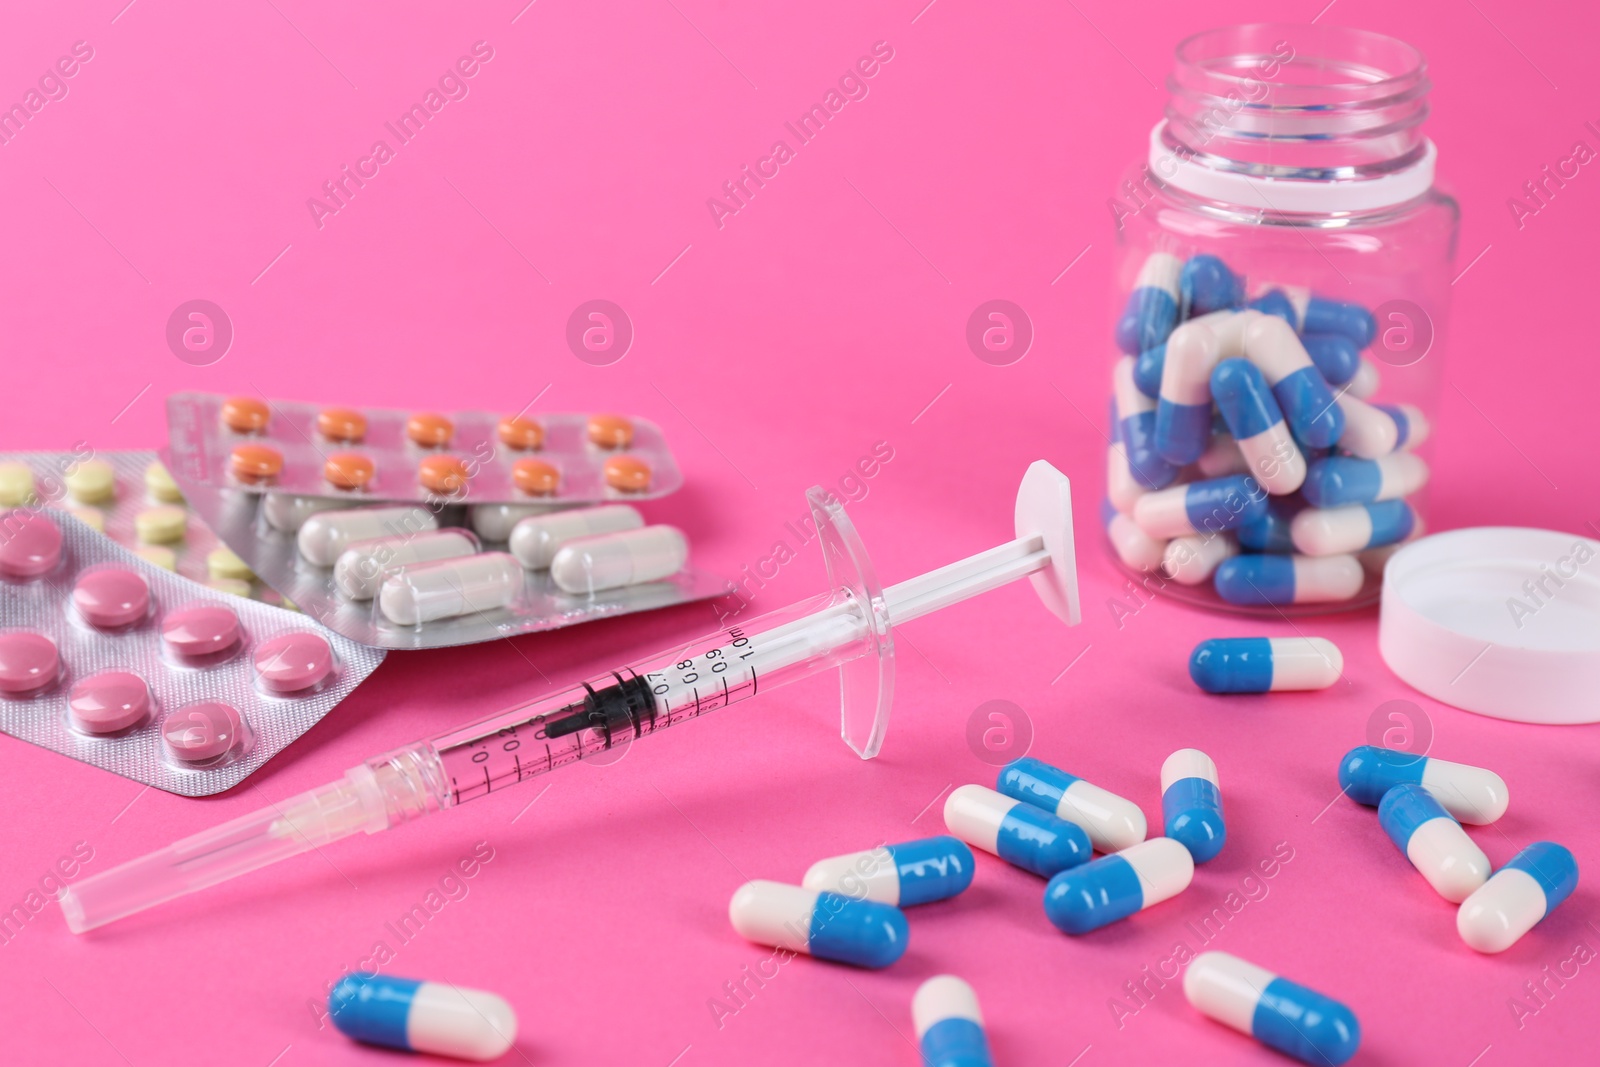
(68, 671), (151, 733)
(161, 605), (241, 657)
(253, 631), (334, 692)
(0, 510), (63, 578)
(73, 568), (151, 628)
(162, 701), (245, 762)
(0, 632), (60, 693)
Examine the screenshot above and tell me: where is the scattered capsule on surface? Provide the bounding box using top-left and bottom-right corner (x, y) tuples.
(1114, 356), (1180, 489)
(1302, 453), (1429, 507)
(1189, 637), (1342, 694)
(1338, 746), (1508, 824)
(1155, 321), (1224, 465)
(1103, 499), (1165, 572)
(997, 756), (1147, 853)
(1458, 843), (1578, 953)
(1134, 475), (1266, 541)
(1161, 532), (1238, 585)
(1162, 749), (1225, 863)
(1185, 951), (1361, 1066)
(944, 784), (1092, 878)
(1115, 251), (1182, 354)
(802, 836), (975, 907)
(728, 880), (908, 969)
(913, 976), (994, 1067)
(1043, 837), (1194, 934)
(1210, 357), (1306, 495)
(1291, 500), (1415, 556)
(1242, 315), (1344, 449)
(329, 973), (516, 1062)
(1213, 554), (1363, 605)
(1379, 784), (1490, 903)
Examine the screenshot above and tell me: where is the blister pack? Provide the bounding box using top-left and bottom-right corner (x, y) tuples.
(0, 448), (290, 605)
(0, 507), (385, 796)
(165, 392), (684, 506)
(163, 468), (732, 650)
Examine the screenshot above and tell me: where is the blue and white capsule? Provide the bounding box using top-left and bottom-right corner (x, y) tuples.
(1210, 358), (1306, 494)
(1161, 749), (1226, 863)
(1249, 286), (1376, 349)
(1378, 784), (1490, 902)
(1196, 434), (1248, 478)
(1180, 254), (1242, 315)
(1376, 402), (1430, 449)
(1133, 340), (1166, 398)
(728, 880), (908, 969)
(1346, 356), (1381, 398)
(1242, 315), (1344, 449)
(1335, 393), (1413, 458)
(1236, 500), (1300, 553)
(1291, 500), (1415, 556)
(1103, 499), (1166, 572)
(1105, 412), (1148, 514)
(913, 976), (994, 1067)
(1189, 637), (1342, 694)
(1338, 746), (1509, 824)
(1154, 321), (1224, 465)
(802, 836), (975, 907)
(1043, 837), (1194, 934)
(1301, 333), (1360, 386)
(1115, 251), (1182, 354)
(329, 974), (517, 1062)
(1161, 532), (1239, 585)
(1459, 842), (1579, 953)
(1213, 553), (1363, 606)
(1113, 356), (1180, 489)
(1139, 308), (1256, 400)
(1132, 474), (1266, 541)
(944, 783), (1092, 878)
(997, 757), (1147, 853)
(1185, 951), (1361, 1066)
(1302, 453), (1429, 507)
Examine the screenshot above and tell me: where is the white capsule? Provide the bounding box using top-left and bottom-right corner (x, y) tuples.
(1239, 424), (1306, 495)
(1162, 533), (1238, 585)
(1196, 435), (1249, 477)
(1335, 394), (1400, 458)
(470, 503), (564, 543)
(1241, 314), (1315, 385)
(1159, 321), (1223, 407)
(1346, 357), (1380, 398)
(262, 493), (345, 533)
(378, 552), (522, 625)
(1359, 516), (1425, 574)
(1107, 509), (1166, 571)
(1191, 308), (1260, 358)
(334, 529), (480, 600)
(298, 506), (438, 566)
(510, 505), (645, 570)
(549, 525), (687, 594)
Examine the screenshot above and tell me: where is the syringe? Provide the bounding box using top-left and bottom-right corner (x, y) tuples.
(61, 461), (1079, 933)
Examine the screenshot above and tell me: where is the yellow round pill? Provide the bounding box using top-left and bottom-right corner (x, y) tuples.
(207, 546), (254, 581)
(135, 545), (177, 571)
(144, 462), (184, 503)
(207, 578), (252, 598)
(65, 459), (115, 503)
(63, 505), (104, 533)
(135, 506), (188, 544)
(0, 461), (34, 506)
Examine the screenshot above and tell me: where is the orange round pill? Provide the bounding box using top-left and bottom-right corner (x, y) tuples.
(323, 452), (375, 490)
(497, 415), (544, 451)
(418, 455), (470, 495)
(230, 444), (283, 484)
(221, 396), (270, 434)
(512, 458), (560, 496)
(603, 455), (652, 493)
(587, 414), (634, 449)
(406, 412), (454, 448)
(317, 407), (368, 443)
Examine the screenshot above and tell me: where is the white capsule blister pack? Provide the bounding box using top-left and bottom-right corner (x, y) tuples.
(0, 508), (385, 796)
(163, 467), (732, 650)
(0, 449), (290, 605)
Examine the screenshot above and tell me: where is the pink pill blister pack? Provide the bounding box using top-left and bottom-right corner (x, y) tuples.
(0, 507), (385, 796)
(164, 391), (685, 506)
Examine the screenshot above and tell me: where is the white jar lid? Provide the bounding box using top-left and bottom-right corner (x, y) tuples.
(1148, 121), (1437, 214)
(1379, 527), (1600, 724)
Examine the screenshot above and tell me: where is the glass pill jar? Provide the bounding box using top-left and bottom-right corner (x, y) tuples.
(1103, 24), (1457, 614)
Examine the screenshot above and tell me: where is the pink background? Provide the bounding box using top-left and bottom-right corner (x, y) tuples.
(4, 1), (1599, 1064)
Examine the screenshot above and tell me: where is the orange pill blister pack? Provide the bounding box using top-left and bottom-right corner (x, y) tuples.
(164, 393), (684, 506)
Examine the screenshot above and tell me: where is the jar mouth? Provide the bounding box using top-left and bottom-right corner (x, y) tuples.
(1166, 23), (1430, 176)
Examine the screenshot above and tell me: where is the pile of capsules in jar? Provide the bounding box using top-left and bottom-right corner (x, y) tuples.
(0, 506), (382, 792)
(173, 393), (681, 503)
(1103, 251), (1430, 608)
